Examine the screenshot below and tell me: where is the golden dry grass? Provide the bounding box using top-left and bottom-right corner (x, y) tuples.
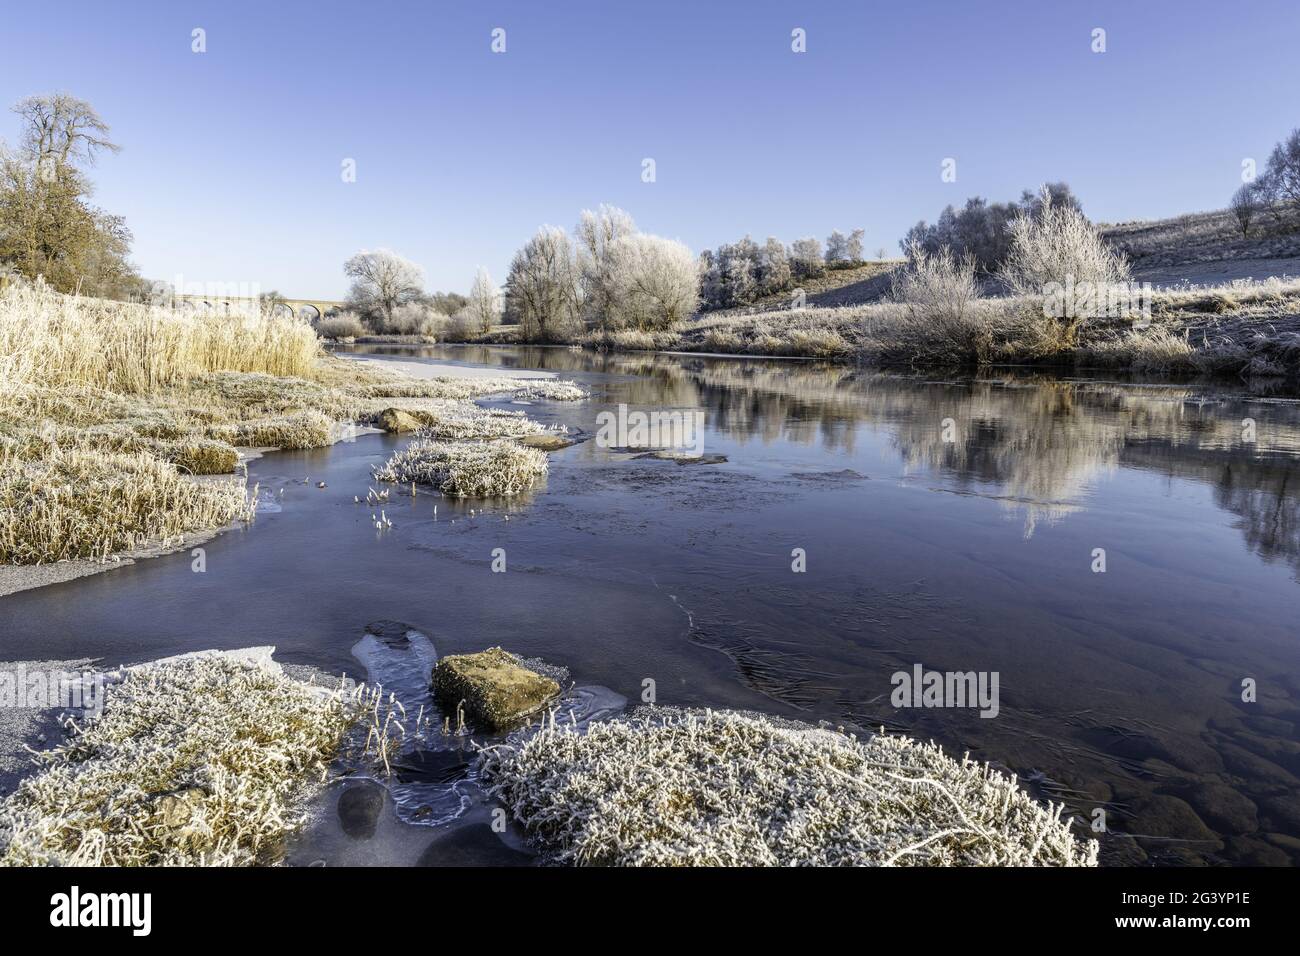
(0, 284), (584, 564)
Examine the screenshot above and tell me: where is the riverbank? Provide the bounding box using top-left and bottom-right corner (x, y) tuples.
(0, 284), (587, 592)
(0, 645), (1097, 867)
(349, 273), (1300, 374)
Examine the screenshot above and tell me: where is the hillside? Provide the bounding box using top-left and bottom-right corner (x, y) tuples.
(1100, 208), (1300, 287)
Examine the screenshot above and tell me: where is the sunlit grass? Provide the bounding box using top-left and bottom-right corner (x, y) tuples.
(0, 654), (355, 866)
(482, 707), (1099, 867)
(374, 438), (548, 498)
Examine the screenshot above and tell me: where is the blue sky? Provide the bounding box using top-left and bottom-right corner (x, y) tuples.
(1, 0), (1296, 298)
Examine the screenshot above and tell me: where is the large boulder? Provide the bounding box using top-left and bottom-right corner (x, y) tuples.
(431, 648), (560, 730)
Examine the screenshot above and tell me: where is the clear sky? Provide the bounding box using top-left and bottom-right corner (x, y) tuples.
(1, 0), (1295, 298)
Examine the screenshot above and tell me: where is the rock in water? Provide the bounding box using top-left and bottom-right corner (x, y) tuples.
(416, 823), (535, 867)
(518, 433), (577, 451)
(431, 648), (560, 730)
(337, 780), (386, 840)
(375, 407), (422, 433)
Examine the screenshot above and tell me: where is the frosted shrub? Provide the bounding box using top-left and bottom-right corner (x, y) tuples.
(315, 312), (366, 340)
(607, 233), (698, 330)
(888, 243), (992, 362)
(1000, 190), (1130, 298)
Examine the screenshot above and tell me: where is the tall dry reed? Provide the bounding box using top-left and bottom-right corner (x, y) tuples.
(0, 280), (322, 394)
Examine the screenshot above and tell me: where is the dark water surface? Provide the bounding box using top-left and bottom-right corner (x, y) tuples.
(4, 343), (1300, 866)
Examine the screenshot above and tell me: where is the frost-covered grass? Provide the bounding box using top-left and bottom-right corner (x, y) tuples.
(374, 438), (548, 498)
(413, 404), (547, 440)
(0, 286), (588, 564)
(481, 707), (1098, 867)
(512, 381), (589, 402)
(0, 654), (354, 866)
(0, 445), (254, 564)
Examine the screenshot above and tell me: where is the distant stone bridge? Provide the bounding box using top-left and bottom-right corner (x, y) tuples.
(172, 294), (346, 322)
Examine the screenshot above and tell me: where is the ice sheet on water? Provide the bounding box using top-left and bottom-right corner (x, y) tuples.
(349, 625), (438, 703)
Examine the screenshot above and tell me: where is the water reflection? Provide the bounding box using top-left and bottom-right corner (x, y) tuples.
(349, 343), (1300, 564)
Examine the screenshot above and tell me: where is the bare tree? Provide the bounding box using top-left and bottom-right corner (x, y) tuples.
(0, 93), (137, 297)
(1258, 128), (1300, 225)
(343, 249), (425, 325)
(1230, 183), (1259, 237)
(14, 93), (119, 174)
(468, 267), (502, 334)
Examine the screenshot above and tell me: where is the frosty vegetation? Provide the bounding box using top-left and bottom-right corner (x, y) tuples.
(480, 707), (1098, 867)
(697, 227), (865, 310)
(374, 437), (549, 498)
(506, 205), (698, 341)
(1228, 125), (1300, 237)
(0, 281), (586, 563)
(0, 653), (354, 866)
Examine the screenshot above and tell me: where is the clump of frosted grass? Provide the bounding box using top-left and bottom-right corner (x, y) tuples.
(375, 438), (548, 498)
(480, 707), (1098, 867)
(512, 381), (588, 402)
(0, 444), (255, 564)
(415, 405), (547, 440)
(0, 654), (354, 866)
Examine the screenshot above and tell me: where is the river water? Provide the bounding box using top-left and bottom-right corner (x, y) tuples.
(3, 343), (1300, 866)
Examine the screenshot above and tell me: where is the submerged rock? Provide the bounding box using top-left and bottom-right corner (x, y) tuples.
(431, 648), (560, 730)
(518, 433), (577, 451)
(416, 823), (535, 867)
(337, 780), (386, 840)
(375, 407), (422, 433)
(631, 451), (727, 465)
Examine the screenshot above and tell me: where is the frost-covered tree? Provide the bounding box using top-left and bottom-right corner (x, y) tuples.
(698, 235), (763, 309)
(846, 228), (865, 262)
(756, 237), (791, 296)
(468, 267), (502, 334)
(825, 228), (864, 265)
(900, 184), (1083, 273)
(504, 226), (580, 342)
(576, 204), (637, 331)
(790, 237), (824, 279)
(607, 233), (698, 330)
(343, 248), (425, 325)
(825, 230), (848, 264)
